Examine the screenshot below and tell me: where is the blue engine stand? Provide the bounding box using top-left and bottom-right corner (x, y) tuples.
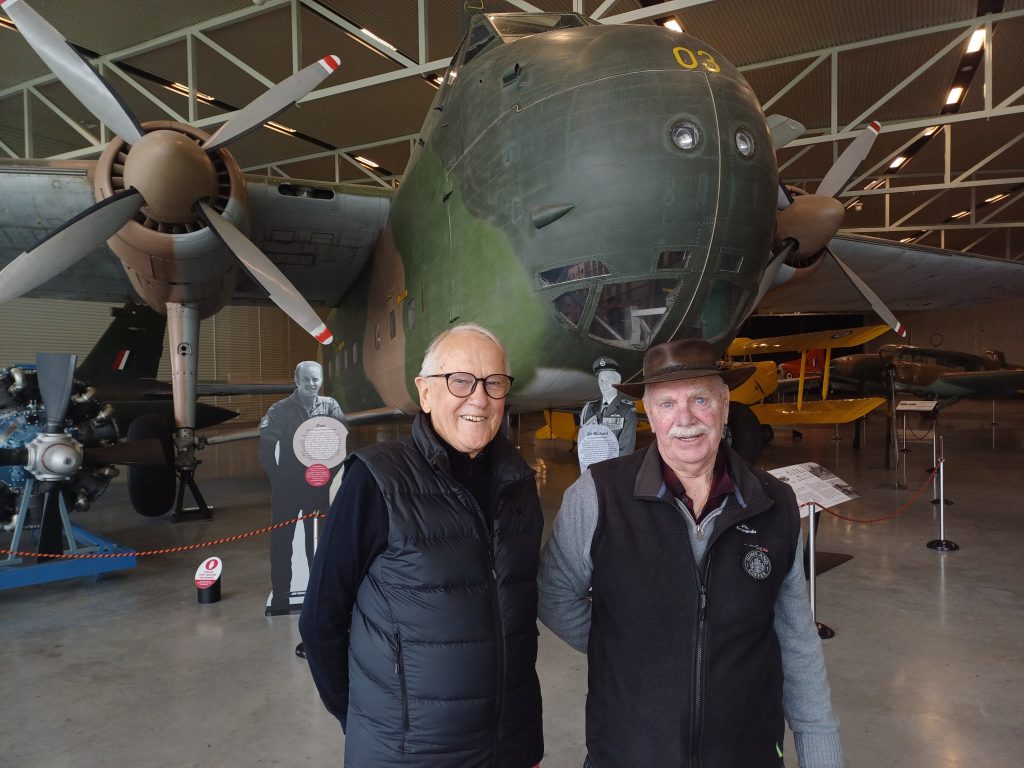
(0, 478), (136, 590)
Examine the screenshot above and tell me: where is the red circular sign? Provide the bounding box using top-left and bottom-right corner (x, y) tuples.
(305, 463), (330, 487)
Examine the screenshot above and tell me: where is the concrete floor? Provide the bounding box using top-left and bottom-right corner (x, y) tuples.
(2, 401), (1023, 767)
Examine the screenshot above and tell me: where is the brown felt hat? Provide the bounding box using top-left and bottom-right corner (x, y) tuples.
(613, 339), (756, 398)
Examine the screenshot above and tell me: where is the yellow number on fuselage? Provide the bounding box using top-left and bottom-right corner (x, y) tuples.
(673, 46), (721, 74)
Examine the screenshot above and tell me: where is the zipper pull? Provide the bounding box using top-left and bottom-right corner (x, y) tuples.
(696, 524), (705, 541)
(698, 585), (707, 620)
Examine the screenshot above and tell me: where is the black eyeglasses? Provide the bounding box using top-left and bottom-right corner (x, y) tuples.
(423, 372), (514, 399)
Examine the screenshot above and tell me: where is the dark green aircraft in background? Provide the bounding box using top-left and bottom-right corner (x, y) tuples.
(329, 12), (780, 416)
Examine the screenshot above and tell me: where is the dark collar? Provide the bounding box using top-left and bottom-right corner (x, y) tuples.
(661, 450), (734, 516)
(411, 412), (533, 486)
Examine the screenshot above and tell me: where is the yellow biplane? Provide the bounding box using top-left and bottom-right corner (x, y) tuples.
(728, 325), (891, 427)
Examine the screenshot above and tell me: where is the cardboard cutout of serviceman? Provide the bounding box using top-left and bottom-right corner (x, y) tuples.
(259, 361), (347, 615)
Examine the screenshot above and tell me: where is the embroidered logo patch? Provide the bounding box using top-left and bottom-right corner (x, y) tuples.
(736, 523), (757, 534)
(743, 548), (772, 580)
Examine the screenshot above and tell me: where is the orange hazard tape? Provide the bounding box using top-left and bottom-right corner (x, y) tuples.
(0, 512), (327, 560)
(803, 466), (939, 525)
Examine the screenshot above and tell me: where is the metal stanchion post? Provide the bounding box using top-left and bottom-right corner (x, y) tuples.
(807, 502), (835, 639)
(927, 437), (959, 552)
(991, 400), (997, 450)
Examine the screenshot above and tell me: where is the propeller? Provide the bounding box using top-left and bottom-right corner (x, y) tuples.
(196, 202), (334, 344)
(0, 0), (341, 347)
(771, 120), (906, 337)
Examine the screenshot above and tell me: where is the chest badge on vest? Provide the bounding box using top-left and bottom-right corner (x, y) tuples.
(743, 545), (772, 580)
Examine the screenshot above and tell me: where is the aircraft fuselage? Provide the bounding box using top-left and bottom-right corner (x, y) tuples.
(326, 13), (778, 413)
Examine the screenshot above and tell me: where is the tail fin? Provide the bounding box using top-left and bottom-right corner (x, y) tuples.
(77, 303), (166, 386)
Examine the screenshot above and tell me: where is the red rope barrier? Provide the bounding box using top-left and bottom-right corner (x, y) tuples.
(0, 512), (326, 560)
(801, 466), (939, 525)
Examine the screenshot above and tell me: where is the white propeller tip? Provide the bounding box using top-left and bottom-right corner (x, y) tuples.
(894, 322), (907, 338)
(313, 324), (334, 345)
(868, 120), (881, 134)
(319, 55), (341, 74)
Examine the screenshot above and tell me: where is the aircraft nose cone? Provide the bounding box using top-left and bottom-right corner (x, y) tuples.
(123, 129), (219, 224)
(775, 194), (846, 258)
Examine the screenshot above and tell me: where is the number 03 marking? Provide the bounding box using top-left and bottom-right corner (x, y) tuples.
(673, 47), (721, 73)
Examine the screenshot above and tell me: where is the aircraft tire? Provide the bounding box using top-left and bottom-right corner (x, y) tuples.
(761, 423), (775, 444)
(727, 402), (762, 464)
(126, 413), (176, 517)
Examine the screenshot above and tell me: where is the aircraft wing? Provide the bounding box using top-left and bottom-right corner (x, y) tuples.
(758, 234), (1024, 314)
(729, 324), (891, 357)
(0, 161), (391, 306)
(237, 177), (391, 307)
(0, 160), (137, 302)
(931, 369), (1024, 398)
(752, 398), (886, 425)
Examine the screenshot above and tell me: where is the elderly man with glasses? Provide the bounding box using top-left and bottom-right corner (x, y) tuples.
(300, 324), (544, 768)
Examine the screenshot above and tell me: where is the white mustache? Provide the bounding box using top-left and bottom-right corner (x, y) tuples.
(667, 425), (711, 439)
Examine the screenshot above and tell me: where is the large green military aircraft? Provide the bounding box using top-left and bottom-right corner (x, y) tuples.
(2, 5), (1024, 517)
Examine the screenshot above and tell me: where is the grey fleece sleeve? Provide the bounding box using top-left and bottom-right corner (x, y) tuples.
(537, 471), (598, 653)
(775, 529), (845, 767)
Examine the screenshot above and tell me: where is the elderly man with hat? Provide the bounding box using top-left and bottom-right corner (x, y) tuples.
(538, 339), (844, 768)
(579, 356), (637, 457)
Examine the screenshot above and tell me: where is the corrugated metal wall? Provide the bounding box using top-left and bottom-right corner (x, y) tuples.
(0, 298), (322, 424)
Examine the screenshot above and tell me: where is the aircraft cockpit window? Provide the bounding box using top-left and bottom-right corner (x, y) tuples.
(657, 250), (692, 270)
(698, 279), (752, 344)
(464, 23), (497, 66)
(552, 287), (590, 327)
(588, 279), (679, 349)
(488, 13), (588, 42)
(538, 259), (610, 287)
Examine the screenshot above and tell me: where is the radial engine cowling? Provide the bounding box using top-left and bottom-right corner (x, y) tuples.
(93, 121), (250, 319)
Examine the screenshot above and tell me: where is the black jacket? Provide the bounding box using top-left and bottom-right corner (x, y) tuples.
(322, 414), (544, 768)
(586, 442), (800, 768)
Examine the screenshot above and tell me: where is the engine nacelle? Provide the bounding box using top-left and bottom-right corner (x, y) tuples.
(93, 121), (249, 319)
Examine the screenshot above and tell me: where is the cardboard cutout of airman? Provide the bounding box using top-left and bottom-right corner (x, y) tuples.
(577, 356), (637, 471)
(259, 361), (347, 615)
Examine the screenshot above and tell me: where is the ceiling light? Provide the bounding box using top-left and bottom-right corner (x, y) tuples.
(360, 27), (397, 50)
(985, 193), (1008, 203)
(165, 82), (214, 102)
(951, 210), (970, 219)
(264, 121), (296, 135)
(0, 17), (16, 31)
(946, 86), (964, 105)
(899, 237), (916, 243)
(889, 156), (907, 169)
(967, 29), (985, 54)
(865, 179), (885, 190)
(433, 75), (444, 85)
(923, 126), (939, 136)
(657, 17), (683, 33)
(355, 156), (379, 168)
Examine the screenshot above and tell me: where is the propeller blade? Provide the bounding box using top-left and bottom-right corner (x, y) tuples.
(0, 189), (143, 304)
(777, 185), (792, 210)
(826, 247), (906, 337)
(36, 486), (67, 560)
(85, 438), (171, 468)
(196, 202), (333, 344)
(2, 0), (144, 143)
(36, 353), (77, 433)
(202, 55), (341, 152)
(817, 121), (881, 199)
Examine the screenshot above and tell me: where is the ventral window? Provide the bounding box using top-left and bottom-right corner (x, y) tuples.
(588, 279), (679, 349)
(552, 287), (589, 327)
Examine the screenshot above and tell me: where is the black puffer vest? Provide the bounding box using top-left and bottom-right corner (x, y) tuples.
(344, 414), (544, 768)
(587, 442), (799, 768)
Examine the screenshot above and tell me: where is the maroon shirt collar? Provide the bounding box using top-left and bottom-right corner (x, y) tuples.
(661, 449), (734, 517)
